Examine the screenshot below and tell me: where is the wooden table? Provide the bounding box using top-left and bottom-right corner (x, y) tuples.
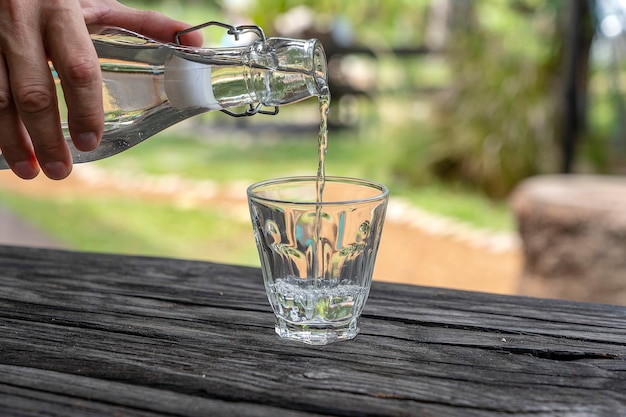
(1, 245), (624, 416)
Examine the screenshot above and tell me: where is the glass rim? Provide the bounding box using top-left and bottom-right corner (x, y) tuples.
(247, 176), (389, 205)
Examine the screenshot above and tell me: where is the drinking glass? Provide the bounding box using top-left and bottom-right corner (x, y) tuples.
(247, 176), (389, 345)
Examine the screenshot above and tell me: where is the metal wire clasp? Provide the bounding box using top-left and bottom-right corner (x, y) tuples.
(174, 20), (266, 44)
(174, 21), (279, 118)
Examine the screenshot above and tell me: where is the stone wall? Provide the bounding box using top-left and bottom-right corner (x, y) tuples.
(511, 174), (626, 305)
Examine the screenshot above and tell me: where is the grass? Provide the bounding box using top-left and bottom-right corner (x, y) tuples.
(90, 106), (514, 232)
(91, 108), (395, 184)
(0, 109), (514, 265)
(0, 191), (259, 266)
(398, 183), (514, 232)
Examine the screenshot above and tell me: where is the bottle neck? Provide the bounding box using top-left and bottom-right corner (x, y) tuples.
(248, 37), (327, 105)
(164, 37), (327, 111)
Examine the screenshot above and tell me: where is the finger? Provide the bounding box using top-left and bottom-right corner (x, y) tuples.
(83, 2), (204, 46)
(45, 6), (103, 154)
(0, 51), (40, 179)
(3, 24), (71, 180)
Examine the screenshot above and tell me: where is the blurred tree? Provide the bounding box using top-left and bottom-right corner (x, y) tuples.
(246, 0), (430, 47)
(129, 0), (595, 198)
(418, 0), (593, 198)
(558, 1), (594, 173)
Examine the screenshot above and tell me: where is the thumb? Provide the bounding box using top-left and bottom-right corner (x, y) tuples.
(83, 1), (204, 46)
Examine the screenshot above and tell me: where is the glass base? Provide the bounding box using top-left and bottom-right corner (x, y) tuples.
(274, 316), (360, 345)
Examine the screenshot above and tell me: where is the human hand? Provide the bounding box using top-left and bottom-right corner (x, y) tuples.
(0, 0), (203, 179)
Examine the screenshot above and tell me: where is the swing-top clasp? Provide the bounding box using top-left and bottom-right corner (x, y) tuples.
(174, 21), (279, 118)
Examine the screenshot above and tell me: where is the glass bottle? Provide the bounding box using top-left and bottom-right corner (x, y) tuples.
(0, 22), (327, 168)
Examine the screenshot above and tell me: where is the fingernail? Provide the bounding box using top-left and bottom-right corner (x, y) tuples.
(77, 132), (99, 151)
(44, 161), (69, 180)
(13, 161), (39, 179)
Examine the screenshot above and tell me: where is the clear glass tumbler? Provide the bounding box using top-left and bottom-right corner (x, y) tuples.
(247, 176), (389, 345)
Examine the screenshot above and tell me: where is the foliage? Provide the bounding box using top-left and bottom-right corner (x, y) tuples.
(246, 0), (430, 45)
(421, 0), (564, 198)
(121, 0), (608, 200)
(125, 0), (432, 47)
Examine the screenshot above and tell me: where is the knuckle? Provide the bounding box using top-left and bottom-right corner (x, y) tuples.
(15, 84), (56, 114)
(63, 56), (100, 87)
(0, 86), (13, 112)
(37, 140), (66, 155)
(30, 135), (68, 160)
(136, 10), (161, 23)
(0, 139), (21, 155)
(71, 110), (103, 126)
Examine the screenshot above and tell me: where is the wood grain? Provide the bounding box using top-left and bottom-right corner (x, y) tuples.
(0, 245), (624, 416)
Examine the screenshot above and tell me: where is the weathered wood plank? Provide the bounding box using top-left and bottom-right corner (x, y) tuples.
(0, 245), (624, 416)
(0, 365), (323, 417)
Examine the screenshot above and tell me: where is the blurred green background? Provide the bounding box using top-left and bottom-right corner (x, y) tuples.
(1, 0), (623, 266)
